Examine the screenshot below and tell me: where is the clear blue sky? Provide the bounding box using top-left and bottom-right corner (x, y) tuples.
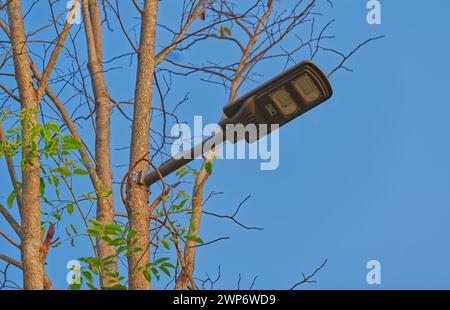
(1, 1), (450, 289)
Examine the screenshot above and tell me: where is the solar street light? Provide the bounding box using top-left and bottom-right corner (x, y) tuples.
(136, 60), (333, 187)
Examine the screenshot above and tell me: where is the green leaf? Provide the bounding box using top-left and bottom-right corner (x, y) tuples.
(159, 265), (171, 277)
(185, 235), (203, 244)
(127, 229), (137, 241)
(109, 238), (125, 246)
(70, 224), (78, 234)
(176, 167), (189, 178)
(82, 193), (95, 202)
(62, 136), (83, 150)
(52, 166), (71, 177)
(104, 223), (122, 236)
(52, 175), (59, 187)
(205, 162), (213, 174)
(87, 225), (100, 237)
(7, 188), (18, 208)
(161, 262), (176, 269)
(117, 245), (128, 254)
(40, 177), (45, 196)
(88, 218), (101, 226)
(100, 188), (112, 198)
(109, 284), (127, 290)
(153, 257), (170, 265)
(189, 218), (197, 231)
(46, 122), (63, 135)
(6, 126), (20, 134)
(173, 199), (187, 211)
(151, 267), (160, 281)
(161, 239), (170, 250)
(67, 203), (74, 216)
(69, 282), (82, 290)
(176, 168), (185, 176)
(51, 241), (62, 248)
(86, 282), (98, 290)
(73, 168), (89, 175)
(41, 127), (51, 142)
(143, 270), (151, 283)
(82, 271), (93, 283)
(55, 188), (62, 201)
(223, 26), (232, 36)
(219, 26), (232, 38)
(102, 235), (113, 243)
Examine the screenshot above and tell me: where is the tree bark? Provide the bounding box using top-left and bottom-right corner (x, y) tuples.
(126, 0), (158, 290)
(0, 253), (53, 290)
(7, 0), (44, 290)
(175, 168), (208, 290)
(81, 0), (117, 287)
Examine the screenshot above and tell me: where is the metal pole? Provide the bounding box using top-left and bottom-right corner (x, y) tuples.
(137, 134), (224, 187)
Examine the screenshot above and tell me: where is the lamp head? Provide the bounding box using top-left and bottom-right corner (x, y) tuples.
(220, 61), (333, 142)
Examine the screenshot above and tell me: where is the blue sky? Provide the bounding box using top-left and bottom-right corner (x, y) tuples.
(1, 1), (450, 289)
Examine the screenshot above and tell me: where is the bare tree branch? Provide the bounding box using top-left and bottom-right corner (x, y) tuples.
(289, 259), (328, 290)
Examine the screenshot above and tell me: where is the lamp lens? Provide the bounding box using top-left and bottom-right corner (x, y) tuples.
(269, 87), (299, 117)
(292, 74), (322, 104)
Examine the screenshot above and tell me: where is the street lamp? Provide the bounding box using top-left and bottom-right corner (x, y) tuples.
(136, 60), (333, 187)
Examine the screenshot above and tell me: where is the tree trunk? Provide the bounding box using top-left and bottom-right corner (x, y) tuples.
(81, 0), (117, 287)
(7, 0), (44, 290)
(126, 0), (158, 290)
(175, 166), (208, 289)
